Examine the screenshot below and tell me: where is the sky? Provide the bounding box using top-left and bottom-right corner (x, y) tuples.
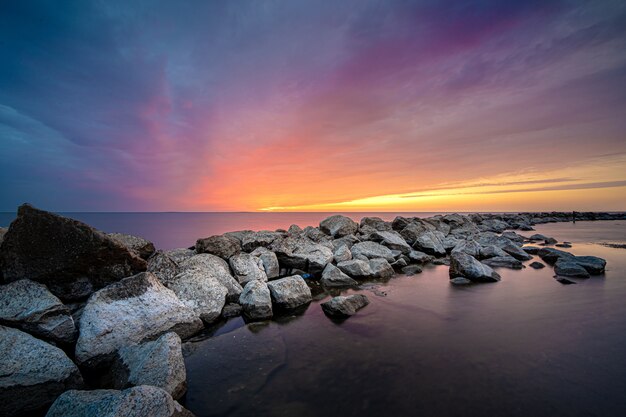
(1, 0), (625, 212)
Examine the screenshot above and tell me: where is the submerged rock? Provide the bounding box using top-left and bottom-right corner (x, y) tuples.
(0, 326), (84, 417)
(529, 261), (545, 269)
(108, 232), (156, 260)
(320, 263), (358, 287)
(45, 385), (194, 417)
(229, 253), (267, 286)
(0, 279), (77, 344)
(321, 294), (369, 318)
(239, 280), (272, 320)
(267, 275), (312, 310)
(449, 252), (501, 283)
(319, 215), (359, 238)
(195, 235), (241, 259)
(0, 204), (147, 302)
(450, 277), (472, 285)
(555, 277), (577, 285)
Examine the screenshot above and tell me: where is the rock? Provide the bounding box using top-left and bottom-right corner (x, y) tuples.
(555, 243), (572, 248)
(164, 248), (196, 264)
(522, 246), (542, 255)
(267, 275), (312, 310)
(147, 250), (180, 284)
(369, 258), (394, 279)
(529, 234), (556, 244)
(449, 252), (501, 283)
(0, 204), (147, 302)
(500, 231), (526, 244)
(270, 236), (334, 275)
(370, 231), (412, 254)
(529, 261), (545, 269)
(391, 258), (408, 270)
(241, 231), (282, 252)
(332, 234), (360, 249)
(413, 231), (446, 257)
(537, 249), (606, 274)
(108, 233), (156, 260)
(229, 253), (267, 286)
(250, 247), (280, 279)
(337, 260), (373, 279)
(287, 224), (303, 234)
(479, 219), (509, 233)
(321, 294), (369, 318)
(351, 241), (395, 262)
(399, 222), (434, 245)
(239, 280), (272, 320)
(499, 241), (533, 261)
(222, 303), (242, 318)
(433, 257), (451, 266)
(164, 269), (227, 324)
(392, 216), (412, 231)
(195, 235), (241, 259)
(45, 385), (194, 417)
(0, 326), (84, 417)
(407, 250), (434, 264)
(112, 333), (186, 400)
(333, 245), (352, 263)
(402, 265), (422, 275)
(450, 277), (472, 285)
(451, 239), (482, 258)
(360, 217), (392, 231)
(555, 260), (590, 278)
(0, 279), (77, 344)
(479, 245), (509, 259)
(442, 235), (460, 252)
(482, 256), (523, 269)
(319, 215), (359, 237)
(75, 272), (203, 367)
(303, 226), (330, 243)
(320, 264), (358, 287)
(556, 277), (577, 285)
(537, 247), (574, 264)
(177, 254), (242, 302)
(572, 256), (606, 275)
(0, 227), (7, 245)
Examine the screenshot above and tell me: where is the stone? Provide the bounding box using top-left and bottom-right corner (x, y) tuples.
(0, 204), (147, 302)
(556, 277), (577, 285)
(450, 277), (472, 285)
(250, 247), (280, 279)
(391, 258), (408, 270)
(270, 236), (334, 275)
(399, 222), (434, 245)
(413, 231), (446, 257)
(147, 251), (180, 284)
(45, 385), (194, 417)
(164, 269), (228, 324)
(360, 217), (392, 231)
(241, 231), (282, 252)
(195, 235), (241, 259)
(177, 254), (242, 302)
(287, 224), (303, 234)
(267, 275), (312, 310)
(0, 227), (7, 245)
(556, 243), (572, 248)
(351, 241), (395, 262)
(451, 239), (482, 258)
(392, 216), (412, 231)
(522, 246), (542, 255)
(0, 279), (77, 344)
(113, 333), (187, 400)
(401, 265), (422, 275)
(442, 236), (460, 252)
(482, 256), (523, 269)
(319, 215), (359, 237)
(333, 244), (352, 263)
(0, 326), (84, 417)
(449, 252), (501, 283)
(229, 253), (267, 286)
(321, 294), (369, 318)
(537, 247), (574, 264)
(479, 219), (510, 233)
(108, 233), (156, 260)
(370, 231), (412, 254)
(529, 261), (545, 269)
(500, 231), (526, 244)
(75, 272), (203, 367)
(554, 260), (590, 278)
(479, 245), (509, 259)
(407, 250), (434, 264)
(332, 234), (360, 249)
(222, 303), (242, 318)
(239, 280), (272, 320)
(337, 260), (373, 279)
(369, 258), (394, 279)
(320, 264), (358, 287)
(572, 256), (606, 275)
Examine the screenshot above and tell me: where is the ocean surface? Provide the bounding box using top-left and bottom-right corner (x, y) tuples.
(2, 213), (625, 416)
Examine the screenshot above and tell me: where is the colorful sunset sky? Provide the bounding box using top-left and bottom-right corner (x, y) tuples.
(1, 0), (625, 212)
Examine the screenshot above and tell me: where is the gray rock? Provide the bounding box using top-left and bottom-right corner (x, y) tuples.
(332, 234), (360, 250)
(0, 326), (84, 417)
(392, 216), (412, 231)
(75, 272), (203, 367)
(222, 303), (242, 318)
(270, 236), (334, 275)
(391, 258), (409, 270)
(165, 269), (227, 324)
(250, 247), (280, 279)
(164, 248), (196, 264)
(320, 264), (358, 287)
(442, 235), (460, 252)
(108, 233), (156, 260)
(529, 261), (545, 269)
(500, 241), (533, 261)
(114, 333), (187, 399)
(450, 277), (472, 285)
(399, 222), (434, 245)
(303, 226), (330, 243)
(287, 224), (303, 234)
(148, 250), (180, 284)
(321, 294), (369, 318)
(537, 247), (574, 264)
(369, 258), (394, 279)
(401, 265), (422, 275)
(195, 235), (241, 259)
(229, 253), (268, 286)
(500, 231), (526, 244)
(333, 245), (352, 263)
(351, 241), (395, 262)
(45, 385), (194, 417)
(479, 219), (510, 233)
(556, 277), (577, 285)
(479, 245), (509, 259)
(267, 275), (312, 310)
(0, 279), (77, 344)
(572, 256), (606, 275)
(407, 250), (434, 264)
(0, 204), (147, 302)
(413, 231), (447, 257)
(554, 260), (590, 278)
(177, 254), (242, 302)
(482, 256), (523, 269)
(522, 246), (542, 255)
(319, 215), (359, 237)
(241, 231), (282, 252)
(239, 280), (272, 320)
(451, 239), (482, 258)
(370, 231), (412, 254)
(360, 217), (392, 231)
(449, 252), (501, 283)
(337, 259), (373, 279)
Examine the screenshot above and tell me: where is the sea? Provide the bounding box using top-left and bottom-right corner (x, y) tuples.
(1, 212), (625, 417)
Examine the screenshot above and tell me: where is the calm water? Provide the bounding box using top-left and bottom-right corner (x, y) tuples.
(2, 213), (625, 416)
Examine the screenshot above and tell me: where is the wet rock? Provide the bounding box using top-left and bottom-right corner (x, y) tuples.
(449, 252), (501, 283)
(554, 260), (590, 278)
(164, 269), (227, 324)
(45, 385), (194, 417)
(270, 236), (334, 275)
(522, 246), (542, 255)
(0, 326), (84, 417)
(320, 264), (358, 287)
(112, 332), (187, 400)
(0, 204), (147, 302)
(267, 275), (312, 310)
(321, 294), (369, 318)
(319, 215), (359, 238)
(529, 261), (545, 269)
(391, 257), (409, 270)
(0, 279), (77, 344)
(413, 231), (446, 257)
(108, 233), (156, 260)
(572, 256), (606, 275)
(482, 256), (523, 269)
(556, 277), (577, 285)
(450, 277), (472, 285)
(351, 241), (396, 262)
(537, 247), (574, 264)
(195, 235), (241, 259)
(221, 303), (242, 318)
(75, 272), (203, 367)
(337, 259), (373, 279)
(369, 258), (394, 279)
(239, 280), (272, 320)
(177, 254), (242, 302)
(370, 231), (412, 254)
(229, 253), (267, 286)
(333, 244), (352, 263)
(250, 247), (280, 279)
(402, 265), (423, 276)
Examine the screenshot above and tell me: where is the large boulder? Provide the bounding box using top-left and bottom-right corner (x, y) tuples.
(45, 385), (194, 417)
(0, 204), (147, 302)
(482, 256), (523, 270)
(112, 333), (187, 400)
(554, 259), (590, 278)
(319, 215), (358, 238)
(351, 241), (395, 262)
(479, 245), (509, 259)
(537, 247), (574, 264)
(0, 279), (77, 344)
(177, 254), (242, 302)
(369, 258), (394, 279)
(229, 253), (267, 285)
(108, 233), (155, 260)
(239, 280), (272, 320)
(360, 217), (392, 231)
(333, 245), (352, 263)
(337, 259), (373, 279)
(164, 269), (227, 324)
(320, 264), (358, 287)
(451, 239), (482, 258)
(370, 231), (412, 254)
(0, 326), (84, 417)
(413, 231), (446, 257)
(267, 275), (312, 310)
(407, 250), (434, 264)
(195, 235), (241, 259)
(321, 294), (369, 318)
(449, 252), (501, 283)
(240, 231), (283, 252)
(572, 256), (606, 275)
(75, 272), (203, 367)
(270, 236), (334, 275)
(250, 247), (280, 279)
